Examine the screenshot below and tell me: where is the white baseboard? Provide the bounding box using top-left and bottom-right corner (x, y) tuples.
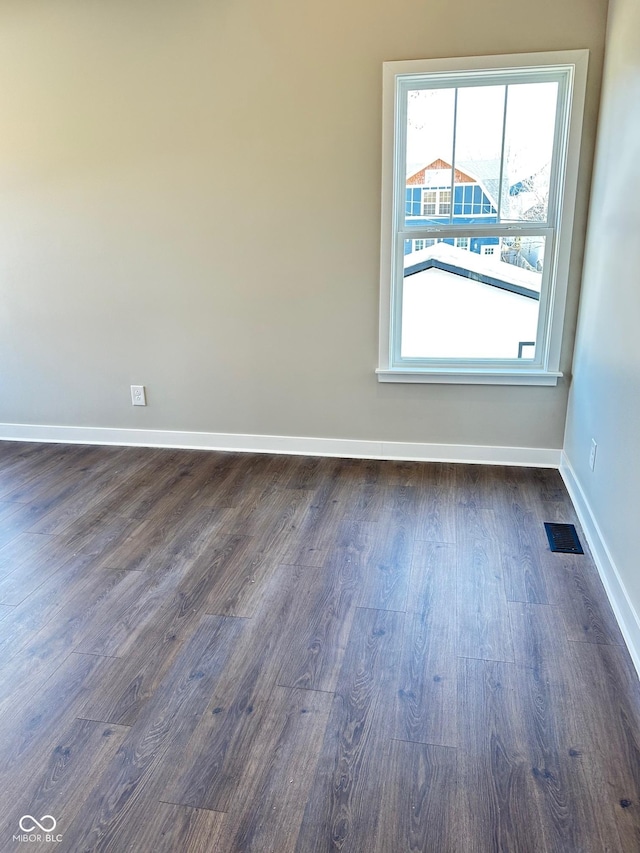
(0, 422), (562, 467)
(560, 452), (640, 678)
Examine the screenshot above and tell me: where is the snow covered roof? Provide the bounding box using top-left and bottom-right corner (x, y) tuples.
(404, 242), (541, 299)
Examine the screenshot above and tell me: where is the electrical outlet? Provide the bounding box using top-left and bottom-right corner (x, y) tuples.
(589, 438), (597, 471)
(131, 385), (147, 406)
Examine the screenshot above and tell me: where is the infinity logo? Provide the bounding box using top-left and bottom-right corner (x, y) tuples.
(19, 815), (57, 833)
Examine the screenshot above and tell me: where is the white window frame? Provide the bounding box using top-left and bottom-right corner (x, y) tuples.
(377, 50), (588, 385)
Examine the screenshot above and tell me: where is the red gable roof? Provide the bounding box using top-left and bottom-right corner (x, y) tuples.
(407, 159), (476, 186)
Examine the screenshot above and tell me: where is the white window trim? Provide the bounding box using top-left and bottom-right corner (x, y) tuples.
(377, 50), (589, 385)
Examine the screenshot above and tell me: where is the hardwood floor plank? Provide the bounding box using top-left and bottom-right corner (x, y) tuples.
(324, 457), (385, 489)
(0, 535), (95, 606)
(281, 480), (346, 567)
(541, 550), (625, 646)
(0, 568), (139, 711)
(0, 554), (101, 660)
(217, 685), (334, 853)
(76, 540), (251, 726)
(95, 448), (211, 521)
(106, 449), (205, 520)
(395, 540), (457, 747)
(509, 601), (625, 852)
(531, 467), (571, 503)
(8, 565), (135, 667)
(414, 462), (457, 544)
(277, 521), (379, 692)
(374, 741), (457, 853)
(354, 515), (413, 612)
(57, 510), (140, 559)
(455, 502), (500, 541)
(342, 483), (387, 523)
(111, 801), (226, 853)
(73, 569), (189, 660)
(74, 524), (240, 657)
(457, 657), (549, 853)
(0, 440), (42, 465)
(39, 455), (167, 560)
(58, 614), (244, 852)
(59, 448), (167, 524)
(220, 482), (303, 538)
(0, 444), (97, 503)
(376, 459), (425, 487)
(567, 641), (640, 852)
(526, 471), (580, 528)
(188, 452), (257, 508)
(0, 501), (24, 522)
(494, 502), (549, 605)
(534, 497), (581, 526)
(487, 465), (538, 511)
(294, 607), (403, 853)
(203, 491), (313, 617)
(0, 446), (114, 509)
(454, 463), (497, 510)
(158, 567), (312, 812)
(0, 718), (130, 846)
(382, 483), (421, 524)
(25, 450), (146, 537)
(0, 651), (118, 784)
(421, 461), (455, 484)
(456, 508), (514, 662)
(283, 455), (326, 490)
(0, 530), (53, 578)
(91, 501), (231, 573)
(189, 452), (289, 513)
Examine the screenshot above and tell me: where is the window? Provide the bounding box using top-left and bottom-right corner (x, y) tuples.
(438, 190), (451, 215)
(422, 191), (437, 215)
(377, 51), (588, 384)
(405, 187), (421, 216)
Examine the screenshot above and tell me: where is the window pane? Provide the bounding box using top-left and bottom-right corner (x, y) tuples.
(422, 190), (437, 215)
(453, 85), (503, 223)
(405, 88), (455, 227)
(401, 236), (545, 359)
(500, 82), (558, 222)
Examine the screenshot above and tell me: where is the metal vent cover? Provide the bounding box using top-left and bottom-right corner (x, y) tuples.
(544, 522), (584, 554)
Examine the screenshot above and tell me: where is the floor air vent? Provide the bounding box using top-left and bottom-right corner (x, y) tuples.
(544, 522), (584, 554)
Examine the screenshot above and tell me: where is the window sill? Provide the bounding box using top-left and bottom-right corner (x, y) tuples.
(375, 368), (562, 386)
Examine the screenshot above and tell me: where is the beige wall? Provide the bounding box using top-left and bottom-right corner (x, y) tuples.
(564, 0), (640, 605)
(0, 0), (607, 447)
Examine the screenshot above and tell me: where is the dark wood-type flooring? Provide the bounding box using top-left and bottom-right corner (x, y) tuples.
(0, 441), (639, 852)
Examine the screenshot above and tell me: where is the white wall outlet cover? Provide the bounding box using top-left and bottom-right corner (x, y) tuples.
(131, 385), (147, 406)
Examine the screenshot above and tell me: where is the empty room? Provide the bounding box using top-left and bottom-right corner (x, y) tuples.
(1, 0), (639, 850)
